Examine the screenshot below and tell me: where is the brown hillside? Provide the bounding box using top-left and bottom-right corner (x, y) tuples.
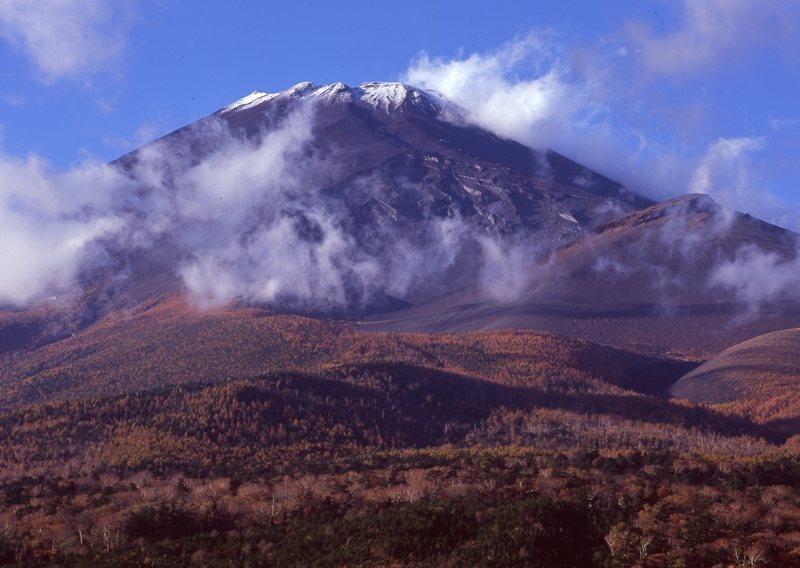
(0, 294), (691, 411)
(671, 328), (800, 434)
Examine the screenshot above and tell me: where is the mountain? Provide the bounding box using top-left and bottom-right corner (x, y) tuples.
(0, 80), (664, 353)
(2, 80), (798, 358)
(365, 193), (800, 357)
(106, 80), (650, 303)
(5, 81), (800, 566)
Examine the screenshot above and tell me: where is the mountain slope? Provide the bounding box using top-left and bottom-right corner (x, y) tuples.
(0, 293), (693, 412)
(364, 194), (800, 357)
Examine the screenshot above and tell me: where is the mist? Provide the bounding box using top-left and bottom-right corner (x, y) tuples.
(0, 153), (130, 305)
(0, 99), (543, 312)
(585, 193), (800, 312)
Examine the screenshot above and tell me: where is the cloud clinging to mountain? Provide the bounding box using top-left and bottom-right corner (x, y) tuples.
(402, 17), (798, 230)
(0, 153), (128, 304)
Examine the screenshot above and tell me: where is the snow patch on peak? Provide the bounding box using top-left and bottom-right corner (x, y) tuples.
(220, 81), (464, 120)
(287, 81), (317, 94)
(222, 91), (274, 113)
(311, 82), (352, 103)
(220, 82), (318, 114)
(356, 82), (415, 113)
(356, 82), (465, 120)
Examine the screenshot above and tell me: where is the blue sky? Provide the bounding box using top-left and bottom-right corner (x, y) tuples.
(0, 0), (798, 227)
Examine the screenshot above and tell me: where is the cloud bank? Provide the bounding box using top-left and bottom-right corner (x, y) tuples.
(0, 153), (129, 304)
(583, 191), (800, 313)
(711, 244), (800, 309)
(404, 33), (600, 151)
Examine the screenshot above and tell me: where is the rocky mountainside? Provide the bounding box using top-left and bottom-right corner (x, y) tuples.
(1, 81), (798, 357)
(364, 193), (800, 357)
(0, 81), (660, 347)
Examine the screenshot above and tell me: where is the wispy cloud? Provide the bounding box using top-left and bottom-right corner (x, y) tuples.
(1, 93), (25, 106)
(710, 244), (800, 309)
(769, 116), (800, 133)
(688, 137), (789, 226)
(626, 0), (800, 75)
(0, 0), (136, 82)
(103, 121), (164, 151)
(690, 137), (765, 197)
(0, 152), (129, 304)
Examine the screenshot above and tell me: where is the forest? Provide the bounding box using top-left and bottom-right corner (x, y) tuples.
(1, 307), (799, 566)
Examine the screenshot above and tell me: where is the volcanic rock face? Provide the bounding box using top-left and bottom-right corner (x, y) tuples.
(152, 80), (649, 241)
(85, 81), (654, 315)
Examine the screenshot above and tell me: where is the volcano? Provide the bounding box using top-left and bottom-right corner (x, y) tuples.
(1, 81), (799, 360)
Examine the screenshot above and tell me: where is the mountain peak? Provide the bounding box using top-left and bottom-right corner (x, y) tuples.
(219, 80), (458, 119)
(221, 90), (272, 113)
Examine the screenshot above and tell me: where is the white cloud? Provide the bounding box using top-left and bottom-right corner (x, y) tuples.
(404, 33), (602, 151)
(477, 236), (536, 303)
(710, 244), (800, 308)
(690, 137), (764, 196)
(0, 0), (134, 82)
(627, 0), (799, 75)
(0, 153), (129, 304)
(687, 136), (790, 226)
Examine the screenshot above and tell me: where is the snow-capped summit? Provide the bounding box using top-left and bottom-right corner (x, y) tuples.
(355, 82), (425, 113)
(219, 81), (458, 119)
(311, 82), (352, 103)
(222, 90), (274, 113)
